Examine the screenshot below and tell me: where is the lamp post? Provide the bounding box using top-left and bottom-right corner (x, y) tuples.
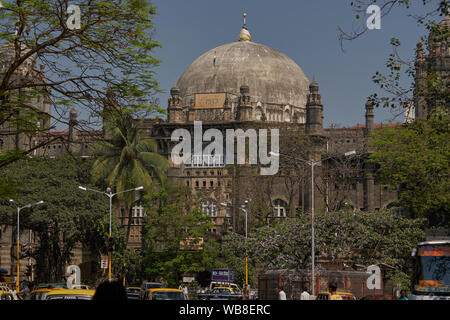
(78, 185), (143, 280)
(270, 150), (355, 296)
(220, 199), (250, 297)
(9, 199), (44, 292)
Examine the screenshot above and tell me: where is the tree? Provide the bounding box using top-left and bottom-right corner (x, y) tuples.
(0, 154), (108, 282)
(339, 1), (449, 227)
(369, 111), (449, 227)
(142, 182), (216, 287)
(221, 209), (426, 288)
(90, 112), (169, 243)
(0, 0), (163, 168)
(339, 1), (449, 117)
(339, 1), (449, 46)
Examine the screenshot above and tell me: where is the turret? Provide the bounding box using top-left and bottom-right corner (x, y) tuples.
(364, 99), (374, 137)
(168, 85), (184, 123)
(68, 108), (79, 152)
(306, 79), (323, 134)
(236, 85), (253, 121)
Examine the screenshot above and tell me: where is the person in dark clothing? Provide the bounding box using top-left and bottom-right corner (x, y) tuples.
(93, 279), (128, 300)
(398, 289), (408, 300)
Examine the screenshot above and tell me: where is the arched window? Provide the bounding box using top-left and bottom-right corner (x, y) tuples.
(273, 199), (288, 217)
(255, 103), (264, 121)
(255, 107), (263, 120)
(284, 106), (291, 122)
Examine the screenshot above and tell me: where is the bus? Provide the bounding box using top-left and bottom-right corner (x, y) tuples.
(408, 230), (450, 300)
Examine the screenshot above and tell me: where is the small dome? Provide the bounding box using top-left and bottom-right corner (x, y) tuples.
(176, 40), (310, 109)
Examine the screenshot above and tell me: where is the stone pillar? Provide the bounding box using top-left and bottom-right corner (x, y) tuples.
(414, 42), (428, 121)
(68, 108), (78, 152)
(236, 85), (253, 121)
(364, 161), (376, 212)
(364, 99), (374, 137)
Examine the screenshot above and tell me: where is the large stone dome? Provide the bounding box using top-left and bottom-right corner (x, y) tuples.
(176, 39), (310, 109)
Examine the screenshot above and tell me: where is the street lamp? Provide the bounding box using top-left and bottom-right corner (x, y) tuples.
(9, 199), (44, 292)
(270, 150), (355, 296)
(78, 185), (143, 280)
(220, 199), (251, 297)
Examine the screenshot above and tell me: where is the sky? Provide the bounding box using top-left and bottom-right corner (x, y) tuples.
(149, 0), (439, 127)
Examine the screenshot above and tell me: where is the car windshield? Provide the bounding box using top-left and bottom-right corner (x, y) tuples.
(413, 244), (450, 294)
(145, 283), (162, 289)
(152, 291), (184, 300)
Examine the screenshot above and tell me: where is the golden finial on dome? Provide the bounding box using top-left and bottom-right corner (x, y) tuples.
(238, 12), (252, 42)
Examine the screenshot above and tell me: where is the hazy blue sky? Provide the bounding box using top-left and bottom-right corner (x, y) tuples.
(150, 0), (439, 127)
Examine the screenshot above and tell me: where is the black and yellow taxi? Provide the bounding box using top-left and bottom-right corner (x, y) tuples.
(316, 290), (356, 300)
(44, 289), (96, 300)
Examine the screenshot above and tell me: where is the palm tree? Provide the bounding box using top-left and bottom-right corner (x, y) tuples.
(90, 113), (169, 243)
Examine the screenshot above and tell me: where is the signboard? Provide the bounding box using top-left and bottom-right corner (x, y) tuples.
(101, 259), (108, 269)
(211, 269), (234, 282)
(194, 93), (226, 109)
(180, 237), (204, 251)
(183, 276), (195, 283)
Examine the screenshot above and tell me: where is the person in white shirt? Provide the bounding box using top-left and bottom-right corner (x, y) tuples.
(182, 284), (189, 299)
(300, 287), (310, 300)
(278, 287), (287, 300)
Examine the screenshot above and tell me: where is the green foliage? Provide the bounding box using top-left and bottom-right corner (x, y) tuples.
(141, 182), (216, 287)
(221, 210), (426, 286)
(90, 112), (169, 242)
(0, 0), (163, 167)
(0, 154), (108, 282)
(369, 112), (450, 227)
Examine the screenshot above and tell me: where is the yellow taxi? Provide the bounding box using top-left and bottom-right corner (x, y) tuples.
(316, 291), (356, 300)
(211, 286), (240, 295)
(44, 289), (96, 300)
(143, 288), (185, 300)
(29, 287), (64, 300)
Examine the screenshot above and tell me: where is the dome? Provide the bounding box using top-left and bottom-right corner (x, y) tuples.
(175, 39), (310, 109)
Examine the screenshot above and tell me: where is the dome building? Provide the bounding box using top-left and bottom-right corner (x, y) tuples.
(168, 17), (314, 125)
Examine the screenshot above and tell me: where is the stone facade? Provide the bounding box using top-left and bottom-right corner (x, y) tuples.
(414, 14), (450, 120)
(5, 17), (448, 282)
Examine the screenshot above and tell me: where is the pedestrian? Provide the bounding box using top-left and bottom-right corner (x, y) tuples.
(278, 286), (286, 300)
(21, 282), (35, 300)
(300, 286), (310, 300)
(182, 284), (189, 299)
(328, 284), (342, 300)
(93, 279), (128, 300)
(397, 289), (408, 300)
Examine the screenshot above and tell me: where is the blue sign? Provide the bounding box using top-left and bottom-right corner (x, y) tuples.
(211, 269), (234, 281)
